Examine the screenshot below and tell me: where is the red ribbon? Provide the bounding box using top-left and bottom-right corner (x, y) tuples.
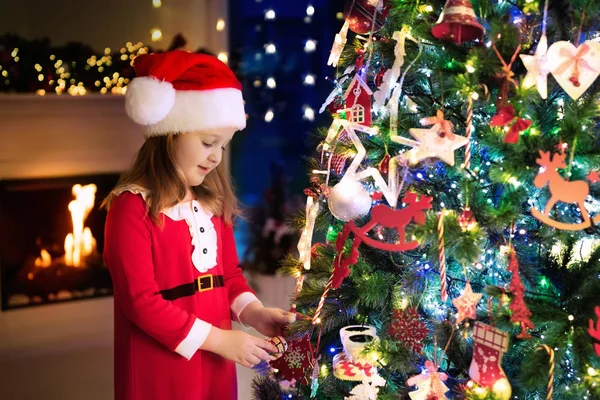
(554, 43), (597, 87)
(420, 110), (455, 139)
(490, 105), (532, 144)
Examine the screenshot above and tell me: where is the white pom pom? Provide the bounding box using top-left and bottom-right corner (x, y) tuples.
(125, 77), (176, 126)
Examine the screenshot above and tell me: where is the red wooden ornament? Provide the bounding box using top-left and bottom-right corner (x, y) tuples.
(342, 74), (373, 126)
(332, 223), (362, 289)
(343, 0), (391, 35)
(348, 191), (432, 251)
(432, 0), (485, 44)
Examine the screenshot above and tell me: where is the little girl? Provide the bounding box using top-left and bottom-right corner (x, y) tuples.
(102, 50), (294, 400)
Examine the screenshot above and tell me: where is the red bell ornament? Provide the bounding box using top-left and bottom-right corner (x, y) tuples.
(432, 0), (485, 44)
(344, 0), (391, 35)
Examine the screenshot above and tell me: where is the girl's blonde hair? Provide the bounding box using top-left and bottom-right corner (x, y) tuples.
(101, 134), (240, 224)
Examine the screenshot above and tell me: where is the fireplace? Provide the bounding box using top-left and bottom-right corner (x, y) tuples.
(0, 173), (120, 310)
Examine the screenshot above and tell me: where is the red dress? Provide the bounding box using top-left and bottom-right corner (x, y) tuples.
(104, 190), (258, 400)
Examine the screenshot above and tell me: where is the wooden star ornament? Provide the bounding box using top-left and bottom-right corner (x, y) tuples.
(520, 34), (550, 99)
(407, 123), (469, 166)
(452, 282), (482, 324)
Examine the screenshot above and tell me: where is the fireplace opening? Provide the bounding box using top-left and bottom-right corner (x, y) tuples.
(0, 173), (120, 310)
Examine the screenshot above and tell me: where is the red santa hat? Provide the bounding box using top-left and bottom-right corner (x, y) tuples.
(125, 50), (246, 137)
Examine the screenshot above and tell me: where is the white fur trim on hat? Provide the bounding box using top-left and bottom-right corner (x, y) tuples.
(125, 77), (176, 126)
(143, 88), (246, 137)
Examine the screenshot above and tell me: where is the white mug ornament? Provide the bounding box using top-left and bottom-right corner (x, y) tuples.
(547, 40), (600, 100)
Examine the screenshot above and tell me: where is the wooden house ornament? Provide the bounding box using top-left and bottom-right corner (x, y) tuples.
(343, 74), (373, 126)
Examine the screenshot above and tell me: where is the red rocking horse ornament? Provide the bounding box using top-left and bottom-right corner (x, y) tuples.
(530, 149), (600, 230)
(348, 191), (432, 251)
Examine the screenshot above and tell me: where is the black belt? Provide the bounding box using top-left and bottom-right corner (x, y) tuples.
(159, 274), (225, 301)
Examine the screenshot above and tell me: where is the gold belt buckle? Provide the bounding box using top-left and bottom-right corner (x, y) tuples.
(197, 274), (213, 292)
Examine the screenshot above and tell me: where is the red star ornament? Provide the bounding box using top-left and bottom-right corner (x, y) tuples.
(452, 282), (482, 324)
(587, 170), (600, 184)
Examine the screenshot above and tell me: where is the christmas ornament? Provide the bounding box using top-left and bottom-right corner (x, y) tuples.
(343, 0), (391, 35)
(334, 325), (379, 381)
(374, 66), (386, 87)
(355, 49), (366, 72)
(536, 344), (555, 400)
(407, 361), (450, 400)
(469, 322), (512, 400)
(458, 207), (477, 231)
(507, 248), (535, 339)
(345, 374), (386, 400)
(322, 119), (402, 208)
(388, 307), (429, 353)
(304, 175), (331, 199)
(491, 42), (522, 108)
(530, 150), (600, 230)
(489, 105), (532, 144)
(438, 210), (448, 302)
(587, 170), (600, 184)
(432, 0), (485, 44)
(328, 179), (373, 221)
(333, 223), (362, 289)
(547, 40), (600, 100)
(452, 282), (482, 324)
(348, 191), (432, 251)
(378, 154), (390, 175)
(298, 195), (321, 270)
(270, 335), (314, 384)
(328, 20), (350, 67)
(343, 73), (373, 126)
(406, 111), (469, 166)
(520, 34), (550, 99)
(589, 306), (600, 356)
(269, 336), (289, 360)
(373, 28), (417, 109)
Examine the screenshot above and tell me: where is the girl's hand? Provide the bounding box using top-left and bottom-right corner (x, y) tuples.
(201, 326), (277, 368)
(239, 302), (296, 337)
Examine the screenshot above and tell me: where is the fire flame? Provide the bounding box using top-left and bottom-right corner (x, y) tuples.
(34, 183), (98, 268)
(65, 184), (97, 267)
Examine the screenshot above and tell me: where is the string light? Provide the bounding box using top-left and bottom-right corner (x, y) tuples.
(303, 105), (315, 121)
(217, 52), (228, 64)
(303, 74), (316, 86)
(150, 29), (163, 42)
(265, 9), (276, 20)
(265, 43), (277, 54)
(304, 39), (317, 53)
(306, 5), (315, 16)
(152, 0), (162, 7)
(266, 77), (276, 89)
(216, 19), (225, 31)
(264, 109), (274, 122)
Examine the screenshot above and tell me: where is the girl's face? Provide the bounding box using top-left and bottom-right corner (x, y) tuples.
(173, 128), (236, 188)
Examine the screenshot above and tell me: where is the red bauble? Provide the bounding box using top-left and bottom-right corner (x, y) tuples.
(378, 153), (390, 175)
(328, 98), (344, 114)
(344, 0), (391, 34)
(388, 307), (429, 353)
(458, 207), (477, 231)
(374, 66), (386, 87)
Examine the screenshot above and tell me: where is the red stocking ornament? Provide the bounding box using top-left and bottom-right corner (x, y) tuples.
(469, 322), (512, 400)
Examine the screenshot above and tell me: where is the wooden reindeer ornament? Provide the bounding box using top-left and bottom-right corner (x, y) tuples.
(530, 150), (600, 230)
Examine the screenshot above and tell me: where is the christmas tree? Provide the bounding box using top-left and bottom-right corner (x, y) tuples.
(253, 1), (600, 399)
